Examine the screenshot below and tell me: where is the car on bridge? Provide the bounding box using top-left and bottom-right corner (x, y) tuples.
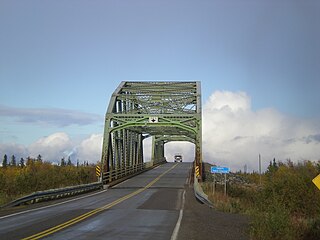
(174, 154), (183, 162)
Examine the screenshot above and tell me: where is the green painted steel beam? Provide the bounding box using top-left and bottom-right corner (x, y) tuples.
(101, 81), (202, 183)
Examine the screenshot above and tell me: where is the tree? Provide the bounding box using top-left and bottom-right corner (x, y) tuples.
(67, 157), (72, 166)
(2, 154), (8, 168)
(317, 160), (320, 172)
(26, 156), (33, 166)
(60, 157), (66, 166)
(267, 158), (279, 174)
(20, 158), (25, 168)
(36, 154), (43, 163)
(272, 158), (278, 169)
(10, 155), (16, 166)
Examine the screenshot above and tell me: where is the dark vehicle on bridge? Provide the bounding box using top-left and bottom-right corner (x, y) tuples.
(174, 154), (183, 162)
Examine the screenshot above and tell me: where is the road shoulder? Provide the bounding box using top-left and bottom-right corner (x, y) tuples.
(177, 187), (249, 240)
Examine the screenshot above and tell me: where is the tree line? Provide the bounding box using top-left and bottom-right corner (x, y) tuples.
(2, 154), (91, 168)
(0, 154), (97, 206)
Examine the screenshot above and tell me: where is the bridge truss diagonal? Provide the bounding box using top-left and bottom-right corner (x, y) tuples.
(101, 81), (202, 183)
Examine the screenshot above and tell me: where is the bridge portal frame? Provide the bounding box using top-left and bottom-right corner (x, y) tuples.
(101, 81), (202, 183)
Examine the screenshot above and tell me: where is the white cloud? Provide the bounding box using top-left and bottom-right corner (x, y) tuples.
(1, 91), (319, 171)
(77, 134), (103, 164)
(202, 91), (320, 172)
(0, 142), (28, 162)
(0, 105), (103, 127)
(28, 132), (73, 162)
(0, 132), (103, 165)
(206, 91), (251, 112)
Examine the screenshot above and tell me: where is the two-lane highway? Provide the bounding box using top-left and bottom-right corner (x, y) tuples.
(0, 163), (192, 240)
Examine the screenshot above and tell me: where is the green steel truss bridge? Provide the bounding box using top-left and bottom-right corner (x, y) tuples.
(101, 81), (202, 183)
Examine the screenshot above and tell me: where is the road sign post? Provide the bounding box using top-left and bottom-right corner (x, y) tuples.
(211, 166), (230, 195)
(213, 173), (215, 195)
(224, 172), (227, 196)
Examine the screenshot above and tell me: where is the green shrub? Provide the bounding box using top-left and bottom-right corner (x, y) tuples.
(250, 199), (296, 240)
(0, 161), (96, 205)
(203, 160), (320, 239)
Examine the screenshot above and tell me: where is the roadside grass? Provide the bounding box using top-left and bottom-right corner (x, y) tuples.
(0, 161), (97, 206)
(202, 161), (320, 240)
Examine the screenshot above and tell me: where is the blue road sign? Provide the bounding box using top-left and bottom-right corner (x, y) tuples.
(211, 166), (230, 174)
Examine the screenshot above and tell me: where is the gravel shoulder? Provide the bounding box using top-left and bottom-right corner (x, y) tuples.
(177, 186), (250, 240)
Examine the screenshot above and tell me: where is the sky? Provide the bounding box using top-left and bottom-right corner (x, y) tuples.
(1, 0), (320, 172)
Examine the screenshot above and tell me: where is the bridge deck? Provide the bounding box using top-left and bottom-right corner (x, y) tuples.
(0, 163), (190, 239)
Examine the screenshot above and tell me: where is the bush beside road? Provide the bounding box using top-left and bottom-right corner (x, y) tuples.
(202, 161), (320, 239)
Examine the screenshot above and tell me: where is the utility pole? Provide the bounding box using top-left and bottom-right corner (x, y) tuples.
(224, 173), (227, 196)
(259, 154), (262, 185)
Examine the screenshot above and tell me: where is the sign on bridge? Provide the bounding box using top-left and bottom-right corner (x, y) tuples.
(149, 117), (158, 123)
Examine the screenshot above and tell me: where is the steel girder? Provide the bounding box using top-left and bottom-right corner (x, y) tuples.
(101, 81), (202, 182)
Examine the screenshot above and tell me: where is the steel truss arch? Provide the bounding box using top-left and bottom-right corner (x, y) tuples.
(101, 81), (202, 183)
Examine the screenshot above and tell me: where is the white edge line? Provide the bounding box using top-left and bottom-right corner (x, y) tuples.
(170, 189), (186, 240)
(185, 175), (189, 185)
(0, 189), (108, 220)
(1, 163), (168, 220)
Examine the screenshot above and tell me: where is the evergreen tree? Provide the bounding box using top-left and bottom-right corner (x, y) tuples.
(10, 155), (16, 166)
(60, 157), (66, 166)
(20, 158), (25, 168)
(272, 158), (277, 169)
(267, 158), (279, 175)
(317, 160), (320, 172)
(2, 154), (8, 168)
(67, 157), (72, 166)
(36, 154), (43, 163)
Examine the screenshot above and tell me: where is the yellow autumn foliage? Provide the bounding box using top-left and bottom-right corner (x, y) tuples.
(0, 160), (96, 205)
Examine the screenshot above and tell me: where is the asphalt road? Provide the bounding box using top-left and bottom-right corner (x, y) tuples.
(0, 163), (191, 240)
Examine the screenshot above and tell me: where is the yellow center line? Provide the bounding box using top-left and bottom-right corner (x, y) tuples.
(22, 163), (178, 240)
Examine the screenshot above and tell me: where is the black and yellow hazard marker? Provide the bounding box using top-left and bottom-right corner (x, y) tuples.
(195, 165), (200, 177)
(96, 165), (101, 177)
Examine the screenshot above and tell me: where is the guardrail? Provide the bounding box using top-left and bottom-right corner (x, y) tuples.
(1, 160), (166, 208)
(1, 182), (103, 208)
(193, 173), (213, 207)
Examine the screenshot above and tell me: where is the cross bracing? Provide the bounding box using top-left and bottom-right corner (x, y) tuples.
(101, 81), (202, 183)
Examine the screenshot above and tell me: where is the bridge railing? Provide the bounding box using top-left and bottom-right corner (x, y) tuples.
(102, 160), (165, 184)
(2, 160), (166, 208)
(103, 162), (144, 183)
